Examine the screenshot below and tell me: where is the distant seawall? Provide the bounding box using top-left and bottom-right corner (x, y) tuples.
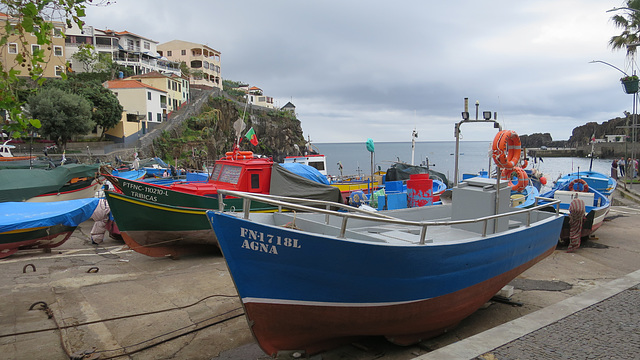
(528, 142), (640, 159)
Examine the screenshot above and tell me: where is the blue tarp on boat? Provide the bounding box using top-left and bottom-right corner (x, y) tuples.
(279, 163), (330, 184)
(0, 198), (100, 233)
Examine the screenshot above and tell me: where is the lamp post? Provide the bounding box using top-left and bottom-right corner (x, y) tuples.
(591, 57), (639, 188)
(602, 6), (640, 186)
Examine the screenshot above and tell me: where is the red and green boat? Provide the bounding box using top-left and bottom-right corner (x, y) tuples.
(104, 150), (342, 258)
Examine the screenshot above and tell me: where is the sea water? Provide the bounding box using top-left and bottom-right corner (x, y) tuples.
(315, 141), (611, 192)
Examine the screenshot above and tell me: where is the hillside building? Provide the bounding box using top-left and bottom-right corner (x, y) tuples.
(103, 79), (167, 144)
(157, 40), (222, 90)
(0, 12), (67, 78)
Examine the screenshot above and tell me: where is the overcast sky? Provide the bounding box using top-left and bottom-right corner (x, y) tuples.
(84, 1), (636, 143)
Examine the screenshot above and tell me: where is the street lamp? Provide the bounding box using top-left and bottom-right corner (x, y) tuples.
(607, 7), (640, 13)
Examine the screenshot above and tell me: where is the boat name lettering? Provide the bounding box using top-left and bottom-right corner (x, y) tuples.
(239, 227), (301, 255)
(122, 182), (169, 197)
(130, 191), (157, 202)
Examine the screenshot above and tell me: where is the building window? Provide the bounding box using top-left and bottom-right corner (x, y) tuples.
(167, 50), (172, 56)
(8, 43), (17, 54)
(148, 112), (152, 120)
(31, 44), (40, 54)
(181, 49), (186, 56)
(144, 41), (150, 50)
(54, 27), (63, 37)
(55, 66), (63, 77)
(53, 46), (63, 56)
(147, 92), (151, 100)
(167, 79), (171, 88)
(157, 113), (161, 122)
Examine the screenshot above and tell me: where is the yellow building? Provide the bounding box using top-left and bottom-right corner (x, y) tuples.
(129, 71), (190, 113)
(157, 40), (222, 90)
(0, 12), (67, 78)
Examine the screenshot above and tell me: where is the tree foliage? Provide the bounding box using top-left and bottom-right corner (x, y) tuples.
(27, 87), (95, 148)
(609, 0), (640, 59)
(0, 0), (112, 138)
(44, 77), (123, 139)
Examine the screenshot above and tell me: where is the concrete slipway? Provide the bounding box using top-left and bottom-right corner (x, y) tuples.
(1, 185), (639, 360)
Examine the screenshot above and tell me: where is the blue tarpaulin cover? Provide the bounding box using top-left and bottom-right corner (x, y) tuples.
(279, 163), (330, 184)
(0, 198), (100, 233)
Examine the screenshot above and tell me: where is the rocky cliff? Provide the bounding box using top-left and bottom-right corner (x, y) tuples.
(149, 96), (306, 170)
(566, 117), (636, 147)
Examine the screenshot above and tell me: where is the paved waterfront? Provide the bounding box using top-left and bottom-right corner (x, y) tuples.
(417, 271), (640, 360)
(2, 183), (639, 360)
(484, 284), (640, 360)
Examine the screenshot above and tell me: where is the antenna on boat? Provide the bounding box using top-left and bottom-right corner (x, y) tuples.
(411, 128), (418, 165)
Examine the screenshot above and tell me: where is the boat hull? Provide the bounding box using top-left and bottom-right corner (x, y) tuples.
(26, 179), (101, 202)
(207, 209), (563, 356)
(0, 224), (76, 258)
(104, 190), (273, 257)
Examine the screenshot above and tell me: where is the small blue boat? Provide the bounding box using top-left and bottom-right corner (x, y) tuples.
(0, 198), (100, 258)
(539, 181), (610, 241)
(553, 170), (616, 197)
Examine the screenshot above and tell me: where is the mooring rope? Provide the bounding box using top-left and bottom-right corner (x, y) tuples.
(568, 197), (586, 252)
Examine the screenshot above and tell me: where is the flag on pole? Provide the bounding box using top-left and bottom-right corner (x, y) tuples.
(245, 127), (258, 146)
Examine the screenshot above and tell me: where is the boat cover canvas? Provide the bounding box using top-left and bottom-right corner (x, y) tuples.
(0, 164), (100, 202)
(279, 163), (330, 184)
(384, 163), (451, 187)
(270, 163), (343, 204)
(0, 198), (100, 233)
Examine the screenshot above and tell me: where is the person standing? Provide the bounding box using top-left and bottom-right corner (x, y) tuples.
(619, 157), (626, 177)
(611, 159), (618, 179)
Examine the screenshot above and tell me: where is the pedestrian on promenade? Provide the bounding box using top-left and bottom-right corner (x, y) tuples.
(620, 157), (626, 177)
(611, 159), (618, 179)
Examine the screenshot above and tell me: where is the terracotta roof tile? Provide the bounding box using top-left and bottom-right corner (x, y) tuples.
(105, 80), (166, 93)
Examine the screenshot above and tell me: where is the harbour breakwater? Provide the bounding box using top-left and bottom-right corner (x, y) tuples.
(528, 142), (640, 158)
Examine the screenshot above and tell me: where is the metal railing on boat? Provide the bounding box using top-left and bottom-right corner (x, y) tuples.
(216, 190), (561, 244)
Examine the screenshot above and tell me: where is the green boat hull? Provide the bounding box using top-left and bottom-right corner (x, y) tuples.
(104, 189), (274, 257)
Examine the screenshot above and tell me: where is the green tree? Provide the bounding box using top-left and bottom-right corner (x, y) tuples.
(45, 78), (123, 139)
(27, 87), (94, 149)
(609, 1), (640, 59)
(0, 0), (111, 138)
(71, 43), (98, 72)
(179, 61), (191, 76)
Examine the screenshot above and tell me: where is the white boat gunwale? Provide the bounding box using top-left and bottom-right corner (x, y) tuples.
(216, 190), (562, 244)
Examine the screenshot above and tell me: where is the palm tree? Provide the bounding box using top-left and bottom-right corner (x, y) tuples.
(609, 0), (640, 58)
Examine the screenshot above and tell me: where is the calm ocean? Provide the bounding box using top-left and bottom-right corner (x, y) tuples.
(315, 141), (611, 191)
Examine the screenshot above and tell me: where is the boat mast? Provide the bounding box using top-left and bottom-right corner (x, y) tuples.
(411, 128), (418, 165)
(454, 98), (502, 231)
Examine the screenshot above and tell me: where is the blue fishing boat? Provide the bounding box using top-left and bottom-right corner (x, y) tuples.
(539, 181), (611, 241)
(0, 198), (100, 258)
(206, 179), (563, 357)
(553, 170), (616, 197)
(205, 114), (564, 356)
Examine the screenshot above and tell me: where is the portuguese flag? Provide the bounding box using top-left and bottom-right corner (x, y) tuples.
(245, 127), (259, 146)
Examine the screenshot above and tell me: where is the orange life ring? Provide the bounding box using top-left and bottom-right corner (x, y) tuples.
(568, 178), (589, 192)
(521, 159), (528, 169)
(225, 151), (254, 160)
(492, 130), (521, 169)
(501, 167), (528, 192)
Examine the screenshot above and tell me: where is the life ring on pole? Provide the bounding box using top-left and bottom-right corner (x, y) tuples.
(521, 159), (528, 169)
(492, 130), (521, 169)
(568, 178), (589, 192)
(501, 167), (528, 192)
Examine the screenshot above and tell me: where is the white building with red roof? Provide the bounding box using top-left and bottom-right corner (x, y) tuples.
(103, 79), (167, 143)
